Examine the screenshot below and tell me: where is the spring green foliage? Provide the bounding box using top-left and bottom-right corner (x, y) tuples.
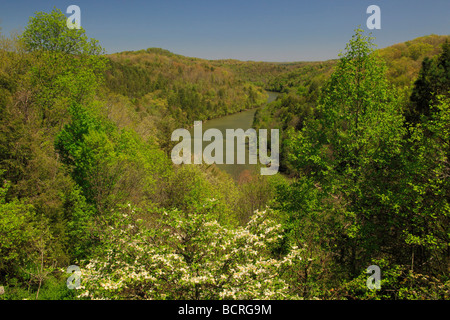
(409, 40), (450, 123)
(104, 49), (268, 128)
(276, 30), (449, 298)
(15, 8), (107, 132)
(210, 59), (314, 89)
(402, 96), (450, 271)
(343, 258), (450, 299)
(280, 28), (407, 283)
(379, 34), (449, 87)
(1, 8), (449, 300)
(253, 34), (450, 176)
(0, 178), (37, 275)
(0, 9), (278, 299)
(21, 8), (102, 55)
(55, 103), (172, 214)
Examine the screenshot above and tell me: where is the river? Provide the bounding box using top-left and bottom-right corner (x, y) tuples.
(190, 91), (279, 180)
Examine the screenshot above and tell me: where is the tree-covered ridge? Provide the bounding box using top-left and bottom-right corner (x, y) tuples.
(210, 59), (312, 88)
(0, 9), (283, 299)
(235, 34), (450, 95)
(104, 48), (268, 126)
(252, 34), (450, 173)
(100, 48), (270, 156)
(379, 34), (450, 87)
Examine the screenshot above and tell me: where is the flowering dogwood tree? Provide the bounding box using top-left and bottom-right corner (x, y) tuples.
(77, 201), (303, 300)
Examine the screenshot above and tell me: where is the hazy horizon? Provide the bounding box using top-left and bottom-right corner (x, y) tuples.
(108, 31), (449, 63)
(1, 0), (449, 61)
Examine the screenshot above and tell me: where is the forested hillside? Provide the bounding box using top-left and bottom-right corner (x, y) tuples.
(211, 59), (311, 88)
(253, 34), (450, 173)
(105, 48), (267, 124)
(100, 48), (268, 155)
(0, 9), (283, 300)
(0, 8), (448, 300)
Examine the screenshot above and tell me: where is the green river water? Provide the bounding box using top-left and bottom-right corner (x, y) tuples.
(189, 91), (279, 180)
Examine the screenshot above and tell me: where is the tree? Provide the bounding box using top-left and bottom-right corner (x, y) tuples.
(78, 203), (303, 300)
(56, 103), (172, 214)
(0, 9), (107, 297)
(21, 8), (102, 55)
(401, 95), (450, 276)
(0, 178), (38, 280)
(283, 28), (406, 278)
(18, 8), (107, 128)
(409, 40), (450, 123)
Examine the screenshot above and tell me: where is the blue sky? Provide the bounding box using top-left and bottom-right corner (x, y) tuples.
(1, 0), (449, 61)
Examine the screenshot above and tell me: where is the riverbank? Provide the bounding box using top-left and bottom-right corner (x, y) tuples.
(184, 91), (280, 130)
(187, 91), (280, 180)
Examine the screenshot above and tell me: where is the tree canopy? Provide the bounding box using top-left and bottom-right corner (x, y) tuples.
(21, 8), (102, 55)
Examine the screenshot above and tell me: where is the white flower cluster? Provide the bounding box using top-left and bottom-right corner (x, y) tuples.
(77, 206), (303, 300)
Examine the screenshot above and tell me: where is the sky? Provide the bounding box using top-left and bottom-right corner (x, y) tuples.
(0, 0), (449, 62)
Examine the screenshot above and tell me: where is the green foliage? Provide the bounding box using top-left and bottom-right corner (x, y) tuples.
(16, 8), (107, 129)
(275, 30), (449, 299)
(281, 28), (405, 280)
(104, 49), (267, 129)
(379, 34), (449, 87)
(266, 61), (335, 94)
(400, 95), (450, 274)
(343, 259), (450, 300)
(0, 179), (37, 275)
(233, 167), (283, 224)
(56, 103), (172, 214)
(21, 8), (102, 55)
(1, 7), (449, 300)
(409, 40), (450, 123)
(0, 273), (77, 300)
(1, 9), (108, 298)
(253, 92), (317, 174)
(63, 186), (97, 260)
(79, 205), (302, 300)
(0, 177), (67, 300)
